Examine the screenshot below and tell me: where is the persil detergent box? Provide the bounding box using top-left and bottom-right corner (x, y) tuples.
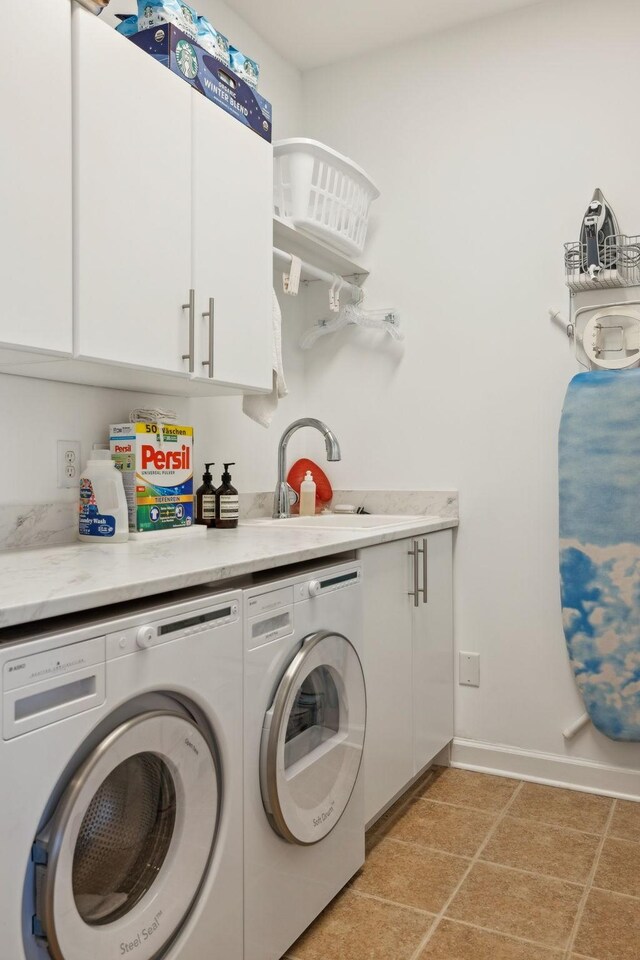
(110, 423), (194, 533)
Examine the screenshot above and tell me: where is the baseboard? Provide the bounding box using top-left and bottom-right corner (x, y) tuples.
(451, 738), (640, 801)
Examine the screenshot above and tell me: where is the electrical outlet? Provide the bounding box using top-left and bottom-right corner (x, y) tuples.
(459, 652), (480, 687)
(57, 441), (81, 489)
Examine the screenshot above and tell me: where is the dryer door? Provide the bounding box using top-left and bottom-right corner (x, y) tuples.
(260, 631), (366, 845)
(33, 709), (219, 960)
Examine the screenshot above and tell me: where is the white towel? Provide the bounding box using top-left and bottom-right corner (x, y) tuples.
(243, 289), (288, 427)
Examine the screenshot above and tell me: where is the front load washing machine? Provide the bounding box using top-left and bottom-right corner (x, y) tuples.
(0, 584), (244, 960)
(243, 560), (366, 960)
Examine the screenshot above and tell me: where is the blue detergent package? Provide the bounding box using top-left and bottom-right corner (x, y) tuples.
(130, 24), (272, 141)
(115, 15), (139, 37)
(198, 16), (230, 65)
(229, 45), (259, 88)
(137, 1), (199, 40)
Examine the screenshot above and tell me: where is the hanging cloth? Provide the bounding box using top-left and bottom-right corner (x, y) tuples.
(243, 289), (288, 428)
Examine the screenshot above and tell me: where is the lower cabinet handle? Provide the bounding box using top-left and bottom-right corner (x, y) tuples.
(408, 540), (421, 607)
(181, 289), (195, 373)
(422, 537), (428, 604)
(201, 297), (214, 379)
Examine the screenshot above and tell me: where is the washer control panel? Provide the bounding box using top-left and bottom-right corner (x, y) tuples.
(296, 567), (361, 601)
(107, 600), (240, 658)
(136, 626), (155, 649)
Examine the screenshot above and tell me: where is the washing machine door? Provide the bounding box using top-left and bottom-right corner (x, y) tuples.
(33, 709), (219, 960)
(260, 631), (366, 845)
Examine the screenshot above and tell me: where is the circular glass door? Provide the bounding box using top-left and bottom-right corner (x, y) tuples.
(72, 751), (177, 926)
(260, 631), (366, 845)
(34, 709), (219, 960)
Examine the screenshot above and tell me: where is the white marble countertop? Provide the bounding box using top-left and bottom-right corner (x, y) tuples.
(0, 516), (457, 630)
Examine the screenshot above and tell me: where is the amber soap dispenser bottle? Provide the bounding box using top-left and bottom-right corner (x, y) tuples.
(216, 463), (240, 530)
(195, 462), (217, 527)
(216, 463), (239, 529)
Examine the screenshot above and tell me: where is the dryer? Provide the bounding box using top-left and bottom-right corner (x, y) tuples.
(243, 560), (366, 960)
(0, 584), (244, 960)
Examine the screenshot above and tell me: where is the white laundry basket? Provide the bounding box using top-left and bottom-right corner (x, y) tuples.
(273, 139), (380, 258)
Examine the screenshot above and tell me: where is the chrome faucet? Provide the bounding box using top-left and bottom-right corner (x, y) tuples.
(273, 418), (341, 519)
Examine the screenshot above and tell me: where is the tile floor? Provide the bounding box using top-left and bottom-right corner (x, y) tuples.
(282, 766), (640, 960)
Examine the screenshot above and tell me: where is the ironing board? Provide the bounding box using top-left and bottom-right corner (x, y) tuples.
(559, 369), (640, 741)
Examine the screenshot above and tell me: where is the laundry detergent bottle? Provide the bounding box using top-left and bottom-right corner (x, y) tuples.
(78, 450), (129, 543)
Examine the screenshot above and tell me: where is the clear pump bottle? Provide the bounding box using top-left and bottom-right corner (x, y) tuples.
(299, 470), (316, 517)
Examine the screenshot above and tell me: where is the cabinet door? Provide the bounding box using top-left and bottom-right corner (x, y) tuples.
(192, 94), (272, 390)
(413, 529), (454, 774)
(0, 0), (72, 356)
(73, 9), (192, 376)
(360, 538), (414, 825)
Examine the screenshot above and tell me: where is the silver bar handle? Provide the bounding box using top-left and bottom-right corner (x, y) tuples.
(181, 289), (195, 373)
(408, 540), (421, 607)
(422, 537), (428, 604)
(201, 298), (214, 378)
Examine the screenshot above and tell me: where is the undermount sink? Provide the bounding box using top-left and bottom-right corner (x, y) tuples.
(244, 514), (434, 530)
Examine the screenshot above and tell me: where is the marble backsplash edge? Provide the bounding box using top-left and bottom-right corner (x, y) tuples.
(0, 491), (459, 551)
(0, 502), (79, 551)
(331, 490), (459, 519)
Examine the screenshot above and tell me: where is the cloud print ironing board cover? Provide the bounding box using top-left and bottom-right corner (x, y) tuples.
(560, 369), (640, 741)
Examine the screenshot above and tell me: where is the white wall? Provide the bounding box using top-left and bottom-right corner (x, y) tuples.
(2, 0), (303, 508)
(1, 376), (191, 505)
(301, 0), (640, 775)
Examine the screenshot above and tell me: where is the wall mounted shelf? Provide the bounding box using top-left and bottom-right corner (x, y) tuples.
(273, 216), (369, 282)
(273, 217), (400, 348)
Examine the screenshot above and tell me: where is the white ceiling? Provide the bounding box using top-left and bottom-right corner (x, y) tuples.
(228, 0), (545, 70)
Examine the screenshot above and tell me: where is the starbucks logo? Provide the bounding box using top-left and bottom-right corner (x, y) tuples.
(176, 40), (198, 79)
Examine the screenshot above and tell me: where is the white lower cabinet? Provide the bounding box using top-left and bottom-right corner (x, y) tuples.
(412, 530), (455, 773)
(359, 530), (454, 825)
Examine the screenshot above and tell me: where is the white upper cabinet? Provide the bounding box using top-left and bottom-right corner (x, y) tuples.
(0, 8), (273, 394)
(191, 94), (272, 390)
(0, 0), (72, 356)
(73, 8), (193, 377)
(72, 9), (271, 392)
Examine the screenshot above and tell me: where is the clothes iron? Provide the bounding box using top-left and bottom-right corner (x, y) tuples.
(580, 188), (620, 279)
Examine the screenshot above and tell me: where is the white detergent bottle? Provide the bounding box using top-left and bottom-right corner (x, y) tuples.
(299, 470), (316, 517)
(78, 450), (129, 543)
